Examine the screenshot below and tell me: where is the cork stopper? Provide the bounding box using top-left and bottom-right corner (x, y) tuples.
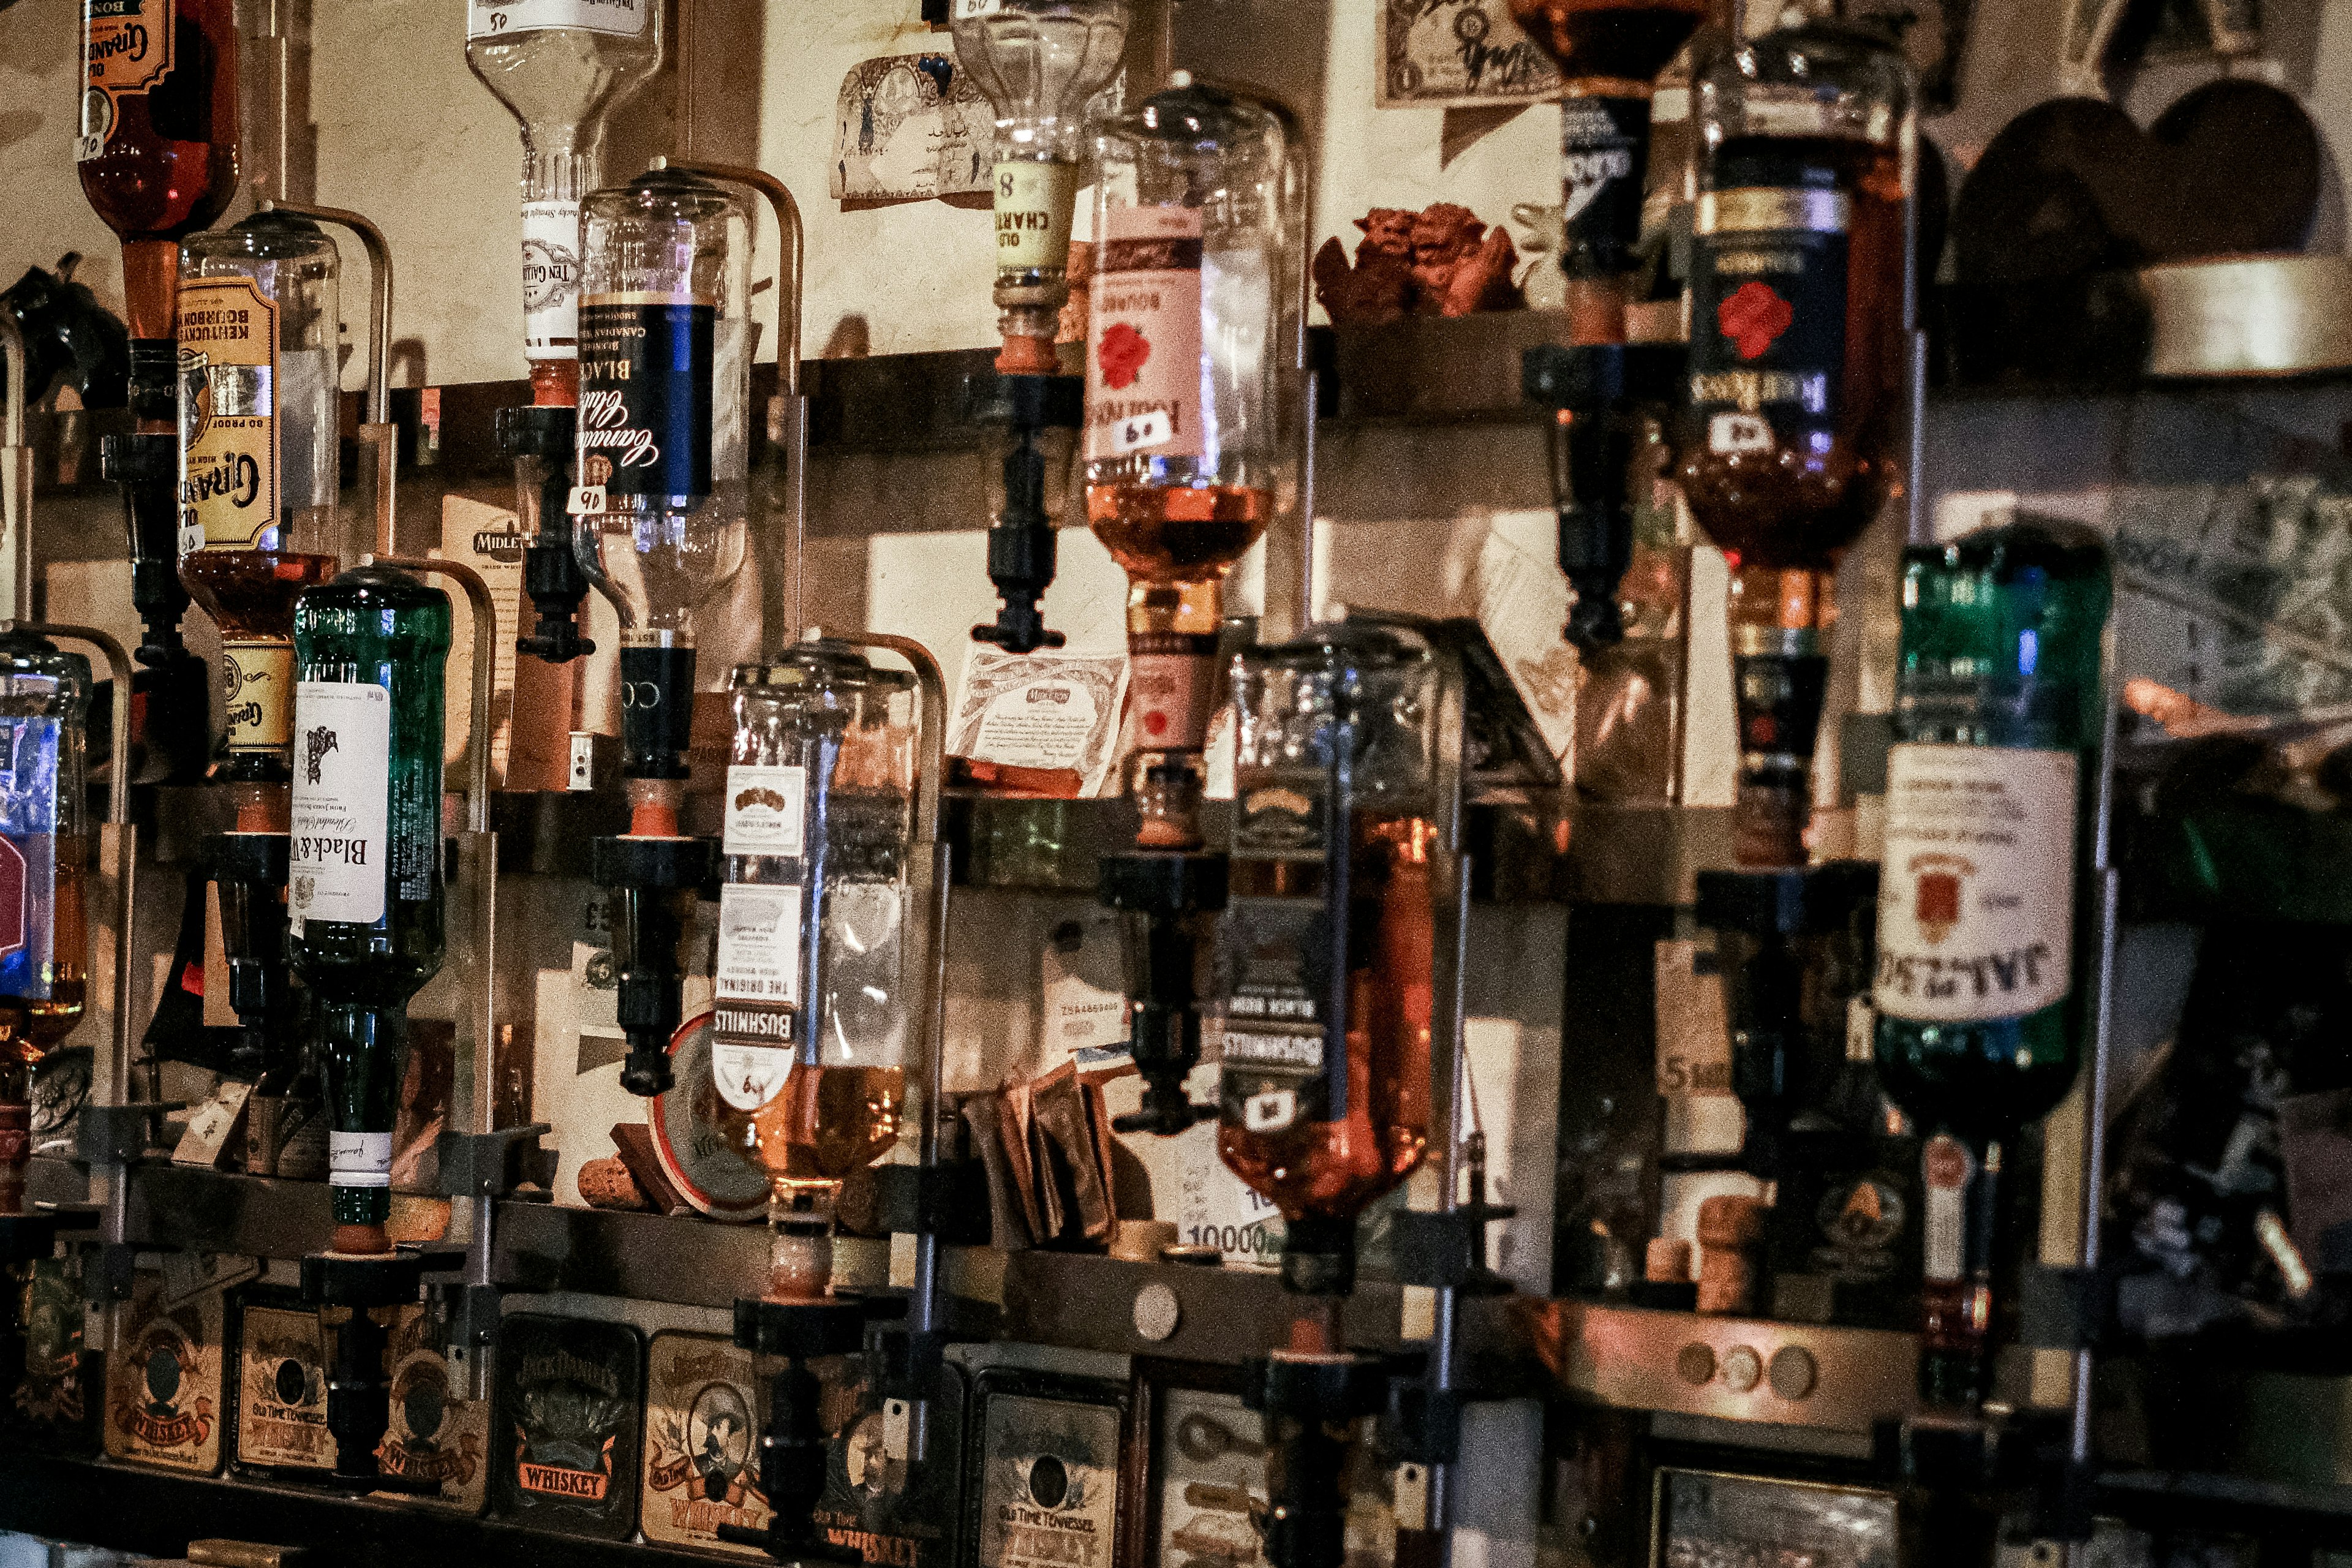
(1644, 1237), (1694, 1284)
(332, 1223), (392, 1256)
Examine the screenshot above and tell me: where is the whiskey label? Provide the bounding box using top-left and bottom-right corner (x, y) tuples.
(1561, 95), (1650, 276)
(1219, 895), (1332, 1135)
(467, 0), (650, 38)
(234, 1304), (331, 1471)
(1874, 744), (2076, 1024)
(647, 1013), (772, 1220)
(376, 1304), (491, 1512)
(1125, 630), (1219, 755)
(722, 764), (807, 858)
(176, 275), (279, 551)
(1921, 1133), (1973, 1283)
(329, 1129), (394, 1193)
(288, 680), (393, 932)
(496, 1314), (644, 1539)
(714, 882), (802, 1010)
(994, 160), (1080, 278)
(1687, 187), (1850, 459)
(0, 710), (61, 1003)
(1085, 206), (1204, 464)
(77, 0), (175, 162)
(104, 1272), (223, 1474)
(641, 1333), (771, 1555)
(976, 1392), (1124, 1568)
(521, 200), (584, 361)
(578, 295), (715, 502)
(219, 641), (292, 756)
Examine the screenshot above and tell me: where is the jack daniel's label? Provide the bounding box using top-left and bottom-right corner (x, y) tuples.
(1687, 187), (1849, 459)
(496, 1314), (644, 1538)
(176, 275), (279, 554)
(1875, 744), (2076, 1023)
(77, 0), (175, 162)
(1085, 206), (1204, 464)
(104, 1272), (224, 1473)
(578, 294), (715, 503)
(1219, 776), (1336, 1137)
(375, 1304), (490, 1511)
(641, 1333), (772, 1555)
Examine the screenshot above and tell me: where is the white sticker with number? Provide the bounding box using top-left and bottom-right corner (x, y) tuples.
(954, 0), (1004, 16)
(1110, 410), (1174, 454)
(567, 484), (606, 518)
(1708, 412), (1773, 454)
(467, 0), (650, 39)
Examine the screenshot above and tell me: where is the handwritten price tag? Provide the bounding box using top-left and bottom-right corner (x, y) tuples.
(954, 0), (1003, 16)
(567, 484), (606, 518)
(1110, 410), (1174, 455)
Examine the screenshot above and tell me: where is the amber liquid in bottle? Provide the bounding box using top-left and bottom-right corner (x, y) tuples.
(182, 550), (337, 827)
(1509, 0), (1708, 84)
(1676, 135), (1908, 570)
(1087, 482), (1271, 583)
(0, 844), (89, 1068)
(1219, 815), (1434, 1220)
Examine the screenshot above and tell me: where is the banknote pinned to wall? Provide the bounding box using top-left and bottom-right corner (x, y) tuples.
(831, 51), (993, 205)
(1379, 0), (1563, 109)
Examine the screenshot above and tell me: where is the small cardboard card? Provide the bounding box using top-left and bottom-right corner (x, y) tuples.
(495, 1313), (645, 1539)
(641, 1332), (772, 1555)
(969, 1372), (1128, 1568)
(172, 1079), (252, 1169)
(375, 1303), (492, 1512)
(1041, 913), (1132, 1074)
(104, 1270), (225, 1474)
(949, 649), (1129, 799)
(233, 1302), (333, 1471)
(437, 494), (530, 787)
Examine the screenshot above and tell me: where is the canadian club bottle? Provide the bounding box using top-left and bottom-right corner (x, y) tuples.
(1676, 1), (1914, 865)
(1508, 0), (1706, 340)
(77, 0), (240, 423)
(1084, 74), (1295, 850)
(287, 568), (451, 1256)
(1872, 518), (2111, 1406)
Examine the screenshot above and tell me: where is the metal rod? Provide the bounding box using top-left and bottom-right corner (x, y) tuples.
(654, 159), (804, 398)
(0, 310), (30, 627)
(366, 556), (495, 835)
(266, 200), (397, 554)
(2069, 662), (2126, 1469)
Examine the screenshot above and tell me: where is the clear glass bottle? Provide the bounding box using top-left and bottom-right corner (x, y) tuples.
(1084, 74), (1299, 849)
(0, 635), (94, 1087)
(951, 0), (1131, 372)
(1217, 623), (1438, 1294)
(177, 209), (342, 829)
(573, 163), (752, 832)
(709, 642), (916, 1302)
(465, 0), (663, 405)
(1677, 1), (1915, 865)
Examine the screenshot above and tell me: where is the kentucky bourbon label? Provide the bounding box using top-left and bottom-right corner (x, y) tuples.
(1875, 743), (2076, 1024)
(104, 1272), (224, 1474)
(219, 641), (292, 756)
(78, 0), (175, 162)
(288, 681), (393, 931)
(1085, 206), (1204, 464)
(233, 1304), (331, 1471)
(994, 160), (1080, 277)
(177, 274), (279, 552)
(496, 1314), (644, 1538)
(1687, 187), (1850, 459)
(641, 1333), (772, 1555)
(578, 294), (715, 503)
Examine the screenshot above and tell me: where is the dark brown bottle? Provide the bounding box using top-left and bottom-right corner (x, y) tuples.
(77, 0), (241, 417)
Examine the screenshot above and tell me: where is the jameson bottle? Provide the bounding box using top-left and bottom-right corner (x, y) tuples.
(1872, 518), (2111, 1407)
(178, 209), (342, 829)
(1678, 2), (1913, 865)
(287, 568), (451, 1256)
(77, 0), (240, 423)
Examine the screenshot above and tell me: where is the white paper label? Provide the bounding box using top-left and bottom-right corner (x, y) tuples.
(330, 1129), (394, 1189)
(715, 883), (802, 1003)
(954, 0), (1003, 17)
(520, 199), (582, 359)
(288, 682), (392, 931)
(710, 1041), (793, 1112)
(1875, 744), (2077, 1023)
(1175, 1100), (1282, 1267)
(1042, 916), (1131, 1070)
(467, 0), (649, 39)
(1108, 409), (1174, 454)
(1921, 1133), (1972, 1283)
(1709, 412), (1773, 454)
(722, 764), (807, 858)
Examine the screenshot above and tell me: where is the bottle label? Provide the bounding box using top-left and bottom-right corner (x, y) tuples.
(1921, 1133), (1972, 1283)
(1219, 896), (1332, 1135)
(1811, 1173), (1907, 1283)
(1560, 94), (1651, 277)
(1085, 206), (1205, 463)
(0, 710), (61, 1003)
(176, 274), (279, 551)
(714, 881), (802, 1007)
(288, 681), (393, 932)
(954, 0), (1004, 17)
(466, 0), (649, 39)
(1126, 631), (1220, 754)
(722, 764), (807, 858)
(578, 295), (715, 502)
(219, 639), (292, 756)
(1874, 743), (2077, 1023)
(1687, 187), (1850, 458)
(329, 1129), (393, 1190)
(709, 1039), (792, 1113)
(521, 200), (583, 361)
(994, 160), (1079, 277)
(77, 0), (176, 162)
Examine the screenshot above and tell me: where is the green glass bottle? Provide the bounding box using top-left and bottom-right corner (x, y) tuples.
(286, 565), (450, 1255)
(1871, 517), (2109, 1406)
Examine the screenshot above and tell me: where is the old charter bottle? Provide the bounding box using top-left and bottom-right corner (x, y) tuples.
(1872, 517), (2109, 1406)
(287, 558), (451, 1255)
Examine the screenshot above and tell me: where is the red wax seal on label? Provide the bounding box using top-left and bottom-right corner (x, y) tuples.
(1099, 321), (1151, 390)
(1143, 709), (1169, 737)
(1924, 1134), (1973, 1191)
(1718, 279), (1794, 361)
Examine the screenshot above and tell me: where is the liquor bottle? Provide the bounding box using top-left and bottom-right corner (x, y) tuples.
(1872, 518), (2110, 1406)
(76, 0), (241, 422)
(1216, 624), (1438, 1295)
(711, 643), (914, 1301)
(573, 161), (752, 833)
(178, 208), (342, 831)
(1084, 74), (1296, 850)
(287, 562), (451, 1256)
(951, 0), (1131, 373)
(464, 0), (663, 405)
(1676, 0), (1914, 865)
(1509, 0), (1708, 341)
(0, 635), (94, 1093)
